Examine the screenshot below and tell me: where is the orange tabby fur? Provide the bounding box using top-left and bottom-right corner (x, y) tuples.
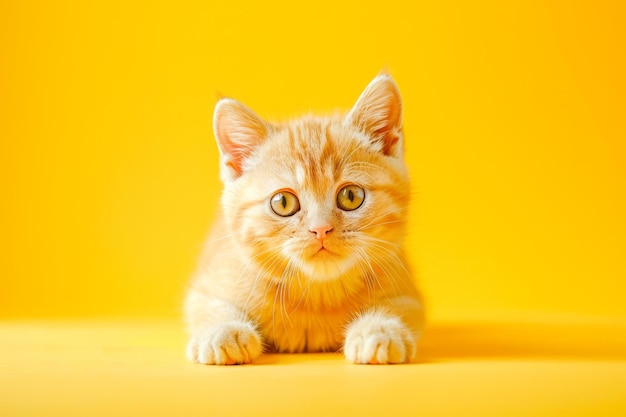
(185, 74), (424, 365)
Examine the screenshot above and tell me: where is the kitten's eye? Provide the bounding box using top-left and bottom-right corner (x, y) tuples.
(337, 185), (365, 211)
(270, 191), (300, 217)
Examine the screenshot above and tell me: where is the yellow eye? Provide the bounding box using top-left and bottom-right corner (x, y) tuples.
(270, 191), (300, 217)
(337, 185), (365, 211)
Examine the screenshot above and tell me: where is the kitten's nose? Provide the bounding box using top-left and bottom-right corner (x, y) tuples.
(309, 225), (333, 240)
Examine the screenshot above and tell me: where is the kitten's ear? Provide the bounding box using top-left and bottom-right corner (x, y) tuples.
(345, 74), (404, 157)
(213, 98), (269, 182)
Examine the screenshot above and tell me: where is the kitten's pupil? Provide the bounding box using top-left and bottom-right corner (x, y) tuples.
(348, 189), (354, 202)
(281, 195), (287, 208)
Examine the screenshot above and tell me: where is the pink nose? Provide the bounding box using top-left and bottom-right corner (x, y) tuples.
(309, 225), (333, 240)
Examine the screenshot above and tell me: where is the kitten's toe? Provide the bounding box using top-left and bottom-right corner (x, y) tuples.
(344, 311), (416, 364)
(188, 321), (263, 365)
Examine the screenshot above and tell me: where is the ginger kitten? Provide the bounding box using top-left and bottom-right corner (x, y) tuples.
(185, 74), (424, 365)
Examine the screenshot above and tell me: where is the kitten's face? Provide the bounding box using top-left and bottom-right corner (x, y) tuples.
(223, 119), (409, 281)
(215, 75), (409, 282)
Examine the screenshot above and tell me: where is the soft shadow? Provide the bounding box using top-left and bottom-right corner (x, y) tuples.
(250, 353), (283, 365)
(253, 352), (344, 365)
(419, 320), (626, 363)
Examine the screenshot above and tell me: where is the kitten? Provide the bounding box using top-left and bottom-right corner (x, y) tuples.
(185, 74), (424, 365)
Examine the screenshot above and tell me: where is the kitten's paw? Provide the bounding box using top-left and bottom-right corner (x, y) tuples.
(187, 321), (262, 365)
(344, 311), (416, 364)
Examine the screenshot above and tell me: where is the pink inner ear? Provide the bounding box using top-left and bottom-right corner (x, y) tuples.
(379, 129), (400, 156)
(216, 119), (246, 177)
(225, 159), (242, 177)
(373, 98), (402, 156)
(214, 99), (268, 179)
(348, 75), (404, 157)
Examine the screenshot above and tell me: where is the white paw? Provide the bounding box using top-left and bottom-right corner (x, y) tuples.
(187, 321), (263, 365)
(344, 311), (416, 364)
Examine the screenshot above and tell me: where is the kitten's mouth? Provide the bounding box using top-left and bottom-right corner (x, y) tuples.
(297, 243), (354, 281)
(312, 244), (335, 257)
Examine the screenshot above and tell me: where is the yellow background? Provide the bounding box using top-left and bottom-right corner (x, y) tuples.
(2, 0), (624, 321)
(1, 1), (626, 416)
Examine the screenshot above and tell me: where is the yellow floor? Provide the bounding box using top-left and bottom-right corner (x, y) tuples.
(2, 318), (626, 416)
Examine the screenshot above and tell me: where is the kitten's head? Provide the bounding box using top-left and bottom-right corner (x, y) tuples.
(215, 74), (410, 282)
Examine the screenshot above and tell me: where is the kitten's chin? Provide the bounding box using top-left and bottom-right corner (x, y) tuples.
(296, 251), (357, 282)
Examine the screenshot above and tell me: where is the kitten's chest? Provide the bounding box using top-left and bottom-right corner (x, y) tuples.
(256, 298), (358, 353)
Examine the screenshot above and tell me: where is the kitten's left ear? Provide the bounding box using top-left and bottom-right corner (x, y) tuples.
(213, 98), (270, 182)
(345, 74), (404, 157)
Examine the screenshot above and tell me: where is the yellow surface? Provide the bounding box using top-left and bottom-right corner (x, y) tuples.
(2, 0), (626, 415)
(2, 318), (626, 416)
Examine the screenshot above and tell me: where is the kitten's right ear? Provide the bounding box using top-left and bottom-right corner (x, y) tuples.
(213, 98), (269, 182)
(345, 74), (404, 158)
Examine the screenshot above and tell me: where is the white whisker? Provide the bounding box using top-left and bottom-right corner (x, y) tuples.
(354, 205), (409, 232)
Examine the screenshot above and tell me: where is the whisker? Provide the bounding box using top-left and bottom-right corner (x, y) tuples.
(202, 232), (238, 246)
(354, 206), (409, 232)
(238, 249), (283, 315)
(369, 248), (402, 300)
(360, 237), (411, 298)
(360, 234), (403, 250)
(351, 246), (377, 302)
(292, 271), (313, 313)
(356, 218), (406, 232)
(346, 232), (413, 304)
